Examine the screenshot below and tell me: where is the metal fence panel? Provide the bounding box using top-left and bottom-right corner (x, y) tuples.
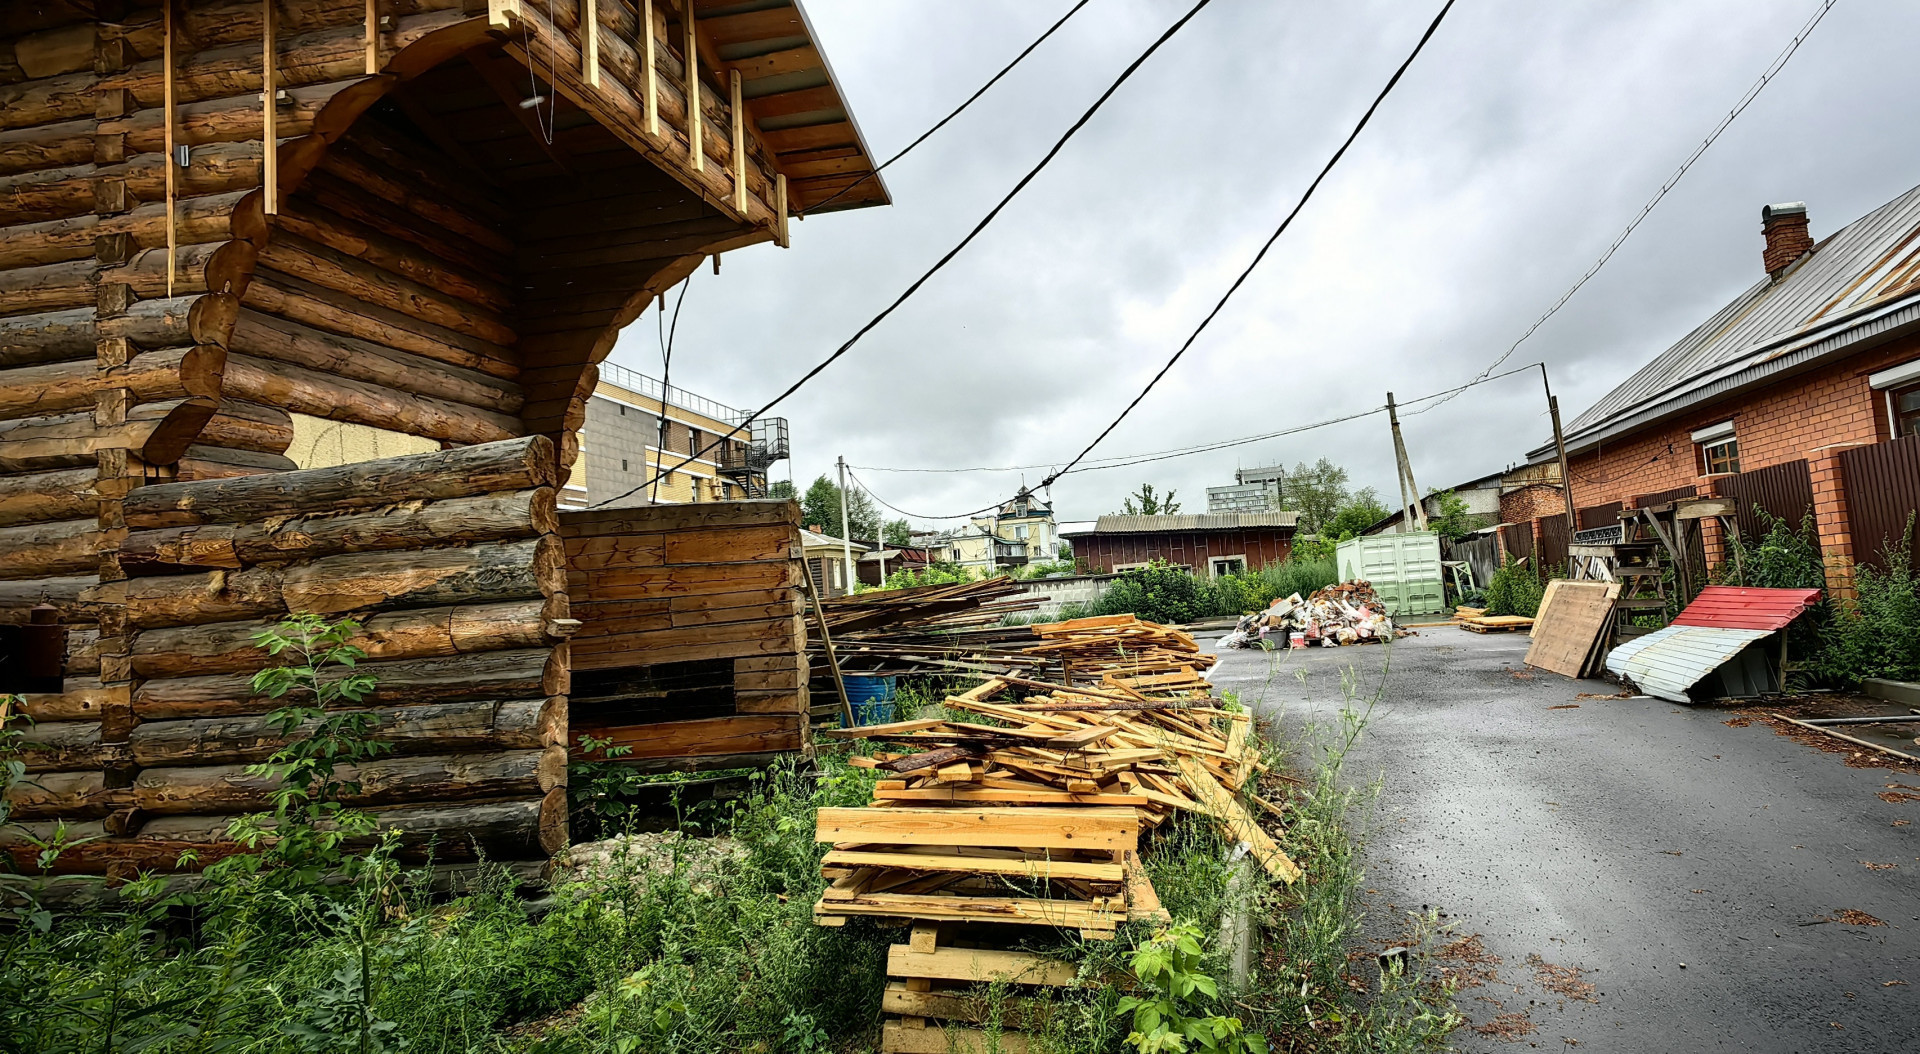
(1577, 502), (1623, 530)
(1840, 435), (1920, 571)
(1715, 459), (1815, 542)
(1539, 514), (1571, 574)
(1634, 485), (1698, 507)
(1500, 522), (1535, 568)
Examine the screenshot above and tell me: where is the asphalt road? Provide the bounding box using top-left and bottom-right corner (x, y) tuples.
(1208, 628), (1920, 1053)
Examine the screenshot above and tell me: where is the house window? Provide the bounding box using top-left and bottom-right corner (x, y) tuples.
(1701, 438), (1739, 475)
(621, 459), (628, 472)
(1209, 556), (1246, 578)
(689, 428), (701, 455)
(1894, 382), (1920, 437)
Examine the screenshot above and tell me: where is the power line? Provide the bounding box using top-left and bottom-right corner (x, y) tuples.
(649, 275), (693, 501)
(1412, 0), (1840, 415)
(844, 466), (1012, 523)
(591, 0), (1218, 509)
(803, 0), (1096, 216)
(1041, 0), (1457, 488)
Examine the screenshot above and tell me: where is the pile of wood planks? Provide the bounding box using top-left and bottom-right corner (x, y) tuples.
(1023, 614), (1217, 685)
(813, 672), (1298, 940)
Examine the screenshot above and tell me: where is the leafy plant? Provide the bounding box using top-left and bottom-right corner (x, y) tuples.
(1094, 561), (1213, 624)
(1481, 555), (1544, 617)
(212, 613), (390, 882)
(882, 562), (977, 589)
(1117, 923), (1267, 1053)
(1122, 483), (1181, 516)
(1426, 489), (1477, 543)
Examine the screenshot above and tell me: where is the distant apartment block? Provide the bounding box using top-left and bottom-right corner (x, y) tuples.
(565, 362), (789, 508)
(1206, 465), (1286, 513)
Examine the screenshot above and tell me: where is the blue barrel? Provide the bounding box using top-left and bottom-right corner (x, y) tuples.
(842, 674), (897, 726)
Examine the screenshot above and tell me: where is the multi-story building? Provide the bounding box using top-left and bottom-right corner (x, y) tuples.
(1206, 466), (1286, 513)
(929, 489), (1062, 573)
(564, 361), (789, 508)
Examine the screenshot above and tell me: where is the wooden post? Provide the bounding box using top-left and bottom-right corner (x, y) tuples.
(643, 0), (658, 134)
(1385, 393), (1427, 531)
(837, 455), (855, 592)
(583, 0), (600, 86)
(684, 8), (701, 171)
(730, 68), (747, 213)
(1386, 392), (1413, 532)
(800, 566), (854, 728)
(1542, 365), (1579, 577)
(263, 0), (277, 215)
(775, 172), (789, 247)
(162, 0), (177, 297)
(365, 0), (379, 74)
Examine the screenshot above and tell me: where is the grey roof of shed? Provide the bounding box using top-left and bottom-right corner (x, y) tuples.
(1537, 183), (1920, 458)
(1065, 513), (1299, 535)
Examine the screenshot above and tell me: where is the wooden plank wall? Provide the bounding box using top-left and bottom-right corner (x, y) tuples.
(3, 437), (574, 877)
(561, 499), (807, 772)
(1071, 529), (1294, 575)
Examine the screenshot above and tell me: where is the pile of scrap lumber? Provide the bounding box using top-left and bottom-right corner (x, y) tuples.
(1023, 614), (1217, 686)
(813, 674), (1298, 940)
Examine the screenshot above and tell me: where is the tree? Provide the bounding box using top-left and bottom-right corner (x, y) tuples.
(799, 474), (878, 540)
(883, 518), (913, 547)
(767, 479), (795, 500)
(1427, 489), (1477, 542)
(1281, 458), (1351, 534)
(1120, 483), (1180, 516)
(1322, 487), (1388, 540)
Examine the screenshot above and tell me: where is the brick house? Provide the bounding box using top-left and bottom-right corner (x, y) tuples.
(1521, 188), (1920, 597)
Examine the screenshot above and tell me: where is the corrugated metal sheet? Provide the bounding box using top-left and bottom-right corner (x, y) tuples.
(1839, 431), (1920, 571)
(1672, 586), (1822, 630)
(1605, 624), (1773, 703)
(1088, 513), (1298, 533)
(1716, 459), (1814, 542)
(1548, 183), (1920, 453)
(1336, 533), (1443, 615)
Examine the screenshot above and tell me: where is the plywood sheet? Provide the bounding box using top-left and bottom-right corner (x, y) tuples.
(1524, 581), (1617, 678)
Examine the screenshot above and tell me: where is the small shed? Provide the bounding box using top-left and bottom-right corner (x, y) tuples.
(1605, 586), (1822, 702)
(800, 528), (867, 598)
(1060, 513), (1297, 577)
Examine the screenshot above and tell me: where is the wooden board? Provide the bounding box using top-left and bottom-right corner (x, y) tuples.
(879, 1021), (1030, 1054)
(815, 806), (1140, 852)
(1523, 582), (1618, 677)
(886, 945), (1077, 987)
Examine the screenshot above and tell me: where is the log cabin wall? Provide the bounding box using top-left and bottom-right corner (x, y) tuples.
(5, 437), (573, 875)
(561, 499), (807, 773)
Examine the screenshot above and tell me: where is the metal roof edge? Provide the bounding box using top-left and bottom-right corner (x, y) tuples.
(1529, 289), (1920, 461)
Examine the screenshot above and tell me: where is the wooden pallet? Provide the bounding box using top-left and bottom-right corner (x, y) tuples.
(1458, 616), (1534, 633)
(878, 926), (1072, 1054)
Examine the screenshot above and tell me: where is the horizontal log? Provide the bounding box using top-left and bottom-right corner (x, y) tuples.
(0, 256), (99, 313)
(16, 719), (119, 772)
(100, 78), (348, 154)
(176, 445), (300, 481)
(559, 498), (798, 534)
(197, 401), (295, 453)
(16, 674), (113, 722)
(134, 747), (564, 814)
(4, 795), (558, 873)
(0, 190), (245, 270)
(228, 308), (525, 412)
(0, 296), (219, 370)
(297, 166), (512, 286)
(134, 646), (562, 719)
(572, 714), (801, 763)
(0, 69), (92, 133)
(254, 229), (517, 345)
(10, 23), (97, 80)
(125, 435), (555, 527)
(123, 489), (554, 572)
(104, 565), (288, 630)
(105, 141), (267, 204)
(222, 351), (519, 447)
(0, 465), (95, 527)
(241, 269), (518, 381)
(129, 697), (558, 766)
(1, 770), (116, 821)
(0, 573), (94, 613)
(273, 197), (514, 313)
(316, 141), (513, 257)
(130, 598), (557, 678)
(0, 161), (94, 224)
(0, 517), (97, 578)
(281, 536), (560, 614)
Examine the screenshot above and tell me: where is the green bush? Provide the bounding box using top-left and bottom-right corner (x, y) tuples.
(880, 561), (974, 590)
(1813, 515), (1920, 686)
(1482, 555), (1544, 617)
(1093, 561), (1214, 625)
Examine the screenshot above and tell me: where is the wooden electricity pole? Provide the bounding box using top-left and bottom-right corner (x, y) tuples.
(836, 455), (855, 593)
(1541, 364), (1579, 578)
(1385, 393), (1428, 531)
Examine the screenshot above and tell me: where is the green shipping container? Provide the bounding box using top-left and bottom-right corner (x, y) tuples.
(1336, 532), (1444, 616)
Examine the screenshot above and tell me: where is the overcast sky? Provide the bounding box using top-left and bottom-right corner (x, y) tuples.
(602, 0), (1920, 528)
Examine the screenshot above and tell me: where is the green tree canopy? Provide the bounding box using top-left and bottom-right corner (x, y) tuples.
(767, 479), (795, 500)
(800, 475), (878, 540)
(882, 518), (913, 547)
(1281, 458), (1351, 533)
(1322, 487), (1388, 540)
(1120, 483), (1180, 516)
(1427, 489), (1477, 542)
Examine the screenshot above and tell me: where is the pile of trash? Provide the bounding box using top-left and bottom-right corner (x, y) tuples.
(1216, 580), (1400, 649)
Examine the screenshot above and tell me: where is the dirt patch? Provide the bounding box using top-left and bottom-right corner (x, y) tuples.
(1724, 716), (1753, 728)
(1832, 909), (1887, 927)
(1435, 933), (1502, 989)
(1878, 791), (1920, 804)
(1727, 700), (1920, 775)
(1472, 1011), (1538, 1041)
(1862, 861), (1898, 871)
(1526, 954), (1597, 1003)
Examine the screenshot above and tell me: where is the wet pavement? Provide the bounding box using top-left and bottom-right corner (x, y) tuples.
(1208, 628), (1920, 1053)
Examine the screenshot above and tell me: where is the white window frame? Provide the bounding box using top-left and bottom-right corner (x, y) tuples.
(1208, 555), (1247, 578)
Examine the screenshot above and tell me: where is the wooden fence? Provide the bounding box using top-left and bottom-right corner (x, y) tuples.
(1538, 515), (1572, 575)
(560, 500), (807, 773)
(1498, 522), (1535, 569)
(1840, 435), (1920, 571)
(5, 438), (573, 877)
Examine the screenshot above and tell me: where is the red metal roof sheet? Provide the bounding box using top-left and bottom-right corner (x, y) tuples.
(1671, 586), (1823, 631)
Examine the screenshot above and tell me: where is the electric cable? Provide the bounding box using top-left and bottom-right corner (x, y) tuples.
(648, 276), (693, 501)
(1040, 0), (1457, 488)
(589, 0), (1218, 509)
(1410, 0), (1840, 415)
(803, 0), (1096, 216)
(844, 467), (1012, 523)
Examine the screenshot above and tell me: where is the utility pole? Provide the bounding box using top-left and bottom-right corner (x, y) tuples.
(836, 455), (855, 594)
(1385, 393), (1428, 532)
(1541, 364), (1579, 577)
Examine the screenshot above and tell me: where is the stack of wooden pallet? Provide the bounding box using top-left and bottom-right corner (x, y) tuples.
(878, 924), (1075, 1054)
(1023, 614), (1218, 685)
(813, 675), (1299, 941)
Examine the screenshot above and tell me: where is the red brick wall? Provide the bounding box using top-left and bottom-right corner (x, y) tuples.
(1562, 336), (1917, 508)
(1070, 529), (1294, 574)
(1500, 483), (1565, 525)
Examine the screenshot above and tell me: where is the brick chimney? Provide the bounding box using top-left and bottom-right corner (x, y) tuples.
(1761, 201), (1813, 278)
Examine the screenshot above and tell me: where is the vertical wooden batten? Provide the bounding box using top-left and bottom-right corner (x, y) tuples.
(162, 0), (178, 298)
(683, 8), (700, 172)
(643, 0), (657, 134)
(775, 173), (789, 248)
(365, 0), (380, 74)
(582, 0), (599, 87)
(263, 0), (278, 216)
(730, 69), (746, 215)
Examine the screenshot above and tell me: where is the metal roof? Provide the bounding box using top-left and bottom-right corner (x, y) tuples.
(1671, 586), (1823, 631)
(1068, 513), (1300, 535)
(800, 528), (868, 551)
(1605, 624), (1773, 704)
(1541, 183), (1920, 457)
